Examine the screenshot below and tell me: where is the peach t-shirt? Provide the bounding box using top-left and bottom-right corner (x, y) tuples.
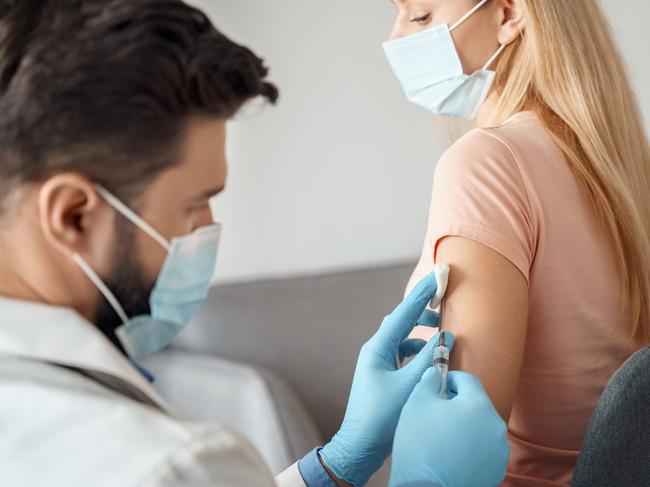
(409, 111), (642, 486)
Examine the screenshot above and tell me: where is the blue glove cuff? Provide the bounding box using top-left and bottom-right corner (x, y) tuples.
(298, 448), (338, 487)
(320, 437), (381, 487)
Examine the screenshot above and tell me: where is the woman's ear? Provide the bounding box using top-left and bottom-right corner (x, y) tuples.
(37, 174), (110, 258)
(497, 0), (525, 46)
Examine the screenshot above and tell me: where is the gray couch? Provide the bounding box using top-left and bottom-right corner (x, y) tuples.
(147, 262), (415, 484)
(572, 345), (650, 486)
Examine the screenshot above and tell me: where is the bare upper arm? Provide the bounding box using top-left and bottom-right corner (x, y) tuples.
(437, 236), (529, 421)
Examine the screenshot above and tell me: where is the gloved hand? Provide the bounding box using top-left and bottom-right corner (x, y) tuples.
(390, 368), (510, 487)
(320, 269), (454, 487)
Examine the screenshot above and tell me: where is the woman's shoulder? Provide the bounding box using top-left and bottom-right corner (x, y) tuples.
(437, 111), (551, 183)
(437, 124), (520, 183)
(430, 117), (540, 286)
(481, 110), (552, 149)
(442, 125), (511, 163)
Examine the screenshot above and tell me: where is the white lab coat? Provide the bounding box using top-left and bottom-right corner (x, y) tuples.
(0, 297), (307, 486)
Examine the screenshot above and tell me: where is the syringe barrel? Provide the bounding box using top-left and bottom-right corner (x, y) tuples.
(433, 345), (450, 399)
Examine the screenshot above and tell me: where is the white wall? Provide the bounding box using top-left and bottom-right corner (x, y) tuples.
(188, 0), (650, 285)
(602, 1), (650, 128)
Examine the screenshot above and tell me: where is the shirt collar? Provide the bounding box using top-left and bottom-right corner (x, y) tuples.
(0, 296), (169, 411)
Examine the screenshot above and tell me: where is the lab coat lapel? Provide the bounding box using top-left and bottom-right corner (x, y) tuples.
(0, 297), (170, 412)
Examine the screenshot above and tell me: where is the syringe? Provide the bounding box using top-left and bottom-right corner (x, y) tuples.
(431, 263), (450, 399)
(433, 331), (450, 399)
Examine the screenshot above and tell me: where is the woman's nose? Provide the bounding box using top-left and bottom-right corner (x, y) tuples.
(389, 24), (408, 41)
(388, 30), (400, 41)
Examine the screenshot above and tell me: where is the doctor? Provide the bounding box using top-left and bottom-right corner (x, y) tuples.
(0, 1), (509, 486)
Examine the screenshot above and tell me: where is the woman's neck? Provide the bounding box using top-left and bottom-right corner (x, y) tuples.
(476, 93), (499, 128)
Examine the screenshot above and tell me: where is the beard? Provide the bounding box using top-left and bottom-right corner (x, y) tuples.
(94, 218), (156, 355)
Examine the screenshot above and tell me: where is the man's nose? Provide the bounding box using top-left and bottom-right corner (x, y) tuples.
(197, 206), (215, 228)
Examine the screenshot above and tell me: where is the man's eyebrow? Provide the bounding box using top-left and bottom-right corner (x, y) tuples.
(193, 185), (225, 202)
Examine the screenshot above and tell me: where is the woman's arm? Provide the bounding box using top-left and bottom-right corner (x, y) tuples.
(405, 128), (535, 419)
(437, 236), (528, 421)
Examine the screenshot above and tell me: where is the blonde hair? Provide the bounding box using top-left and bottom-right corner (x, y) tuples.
(485, 0), (650, 343)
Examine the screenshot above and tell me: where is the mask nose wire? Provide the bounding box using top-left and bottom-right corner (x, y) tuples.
(94, 185), (171, 252)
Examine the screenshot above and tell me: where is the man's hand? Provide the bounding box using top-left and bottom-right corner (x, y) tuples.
(320, 269), (453, 487)
(390, 368), (510, 487)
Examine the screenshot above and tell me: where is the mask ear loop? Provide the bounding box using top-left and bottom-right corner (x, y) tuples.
(71, 253), (130, 325)
(482, 43), (507, 71)
(450, 0), (490, 32)
(68, 185), (172, 329)
(94, 185), (171, 252)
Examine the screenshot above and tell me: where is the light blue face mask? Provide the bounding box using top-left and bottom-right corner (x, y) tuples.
(383, 0), (506, 119)
(72, 186), (221, 360)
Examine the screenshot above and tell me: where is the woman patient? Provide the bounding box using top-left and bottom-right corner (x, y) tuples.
(384, 0), (650, 485)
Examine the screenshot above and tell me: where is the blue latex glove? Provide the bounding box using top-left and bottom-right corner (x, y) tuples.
(320, 271), (455, 487)
(390, 368), (510, 487)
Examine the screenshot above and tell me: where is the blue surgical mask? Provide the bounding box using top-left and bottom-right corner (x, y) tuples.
(383, 0), (506, 119)
(72, 186), (221, 360)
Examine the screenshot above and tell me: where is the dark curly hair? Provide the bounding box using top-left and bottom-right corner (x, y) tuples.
(0, 0), (278, 206)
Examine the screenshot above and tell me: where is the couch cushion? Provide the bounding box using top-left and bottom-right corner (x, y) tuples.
(143, 349), (322, 474)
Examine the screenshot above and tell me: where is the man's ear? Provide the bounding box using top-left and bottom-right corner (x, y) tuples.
(497, 0), (525, 46)
(37, 174), (112, 258)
